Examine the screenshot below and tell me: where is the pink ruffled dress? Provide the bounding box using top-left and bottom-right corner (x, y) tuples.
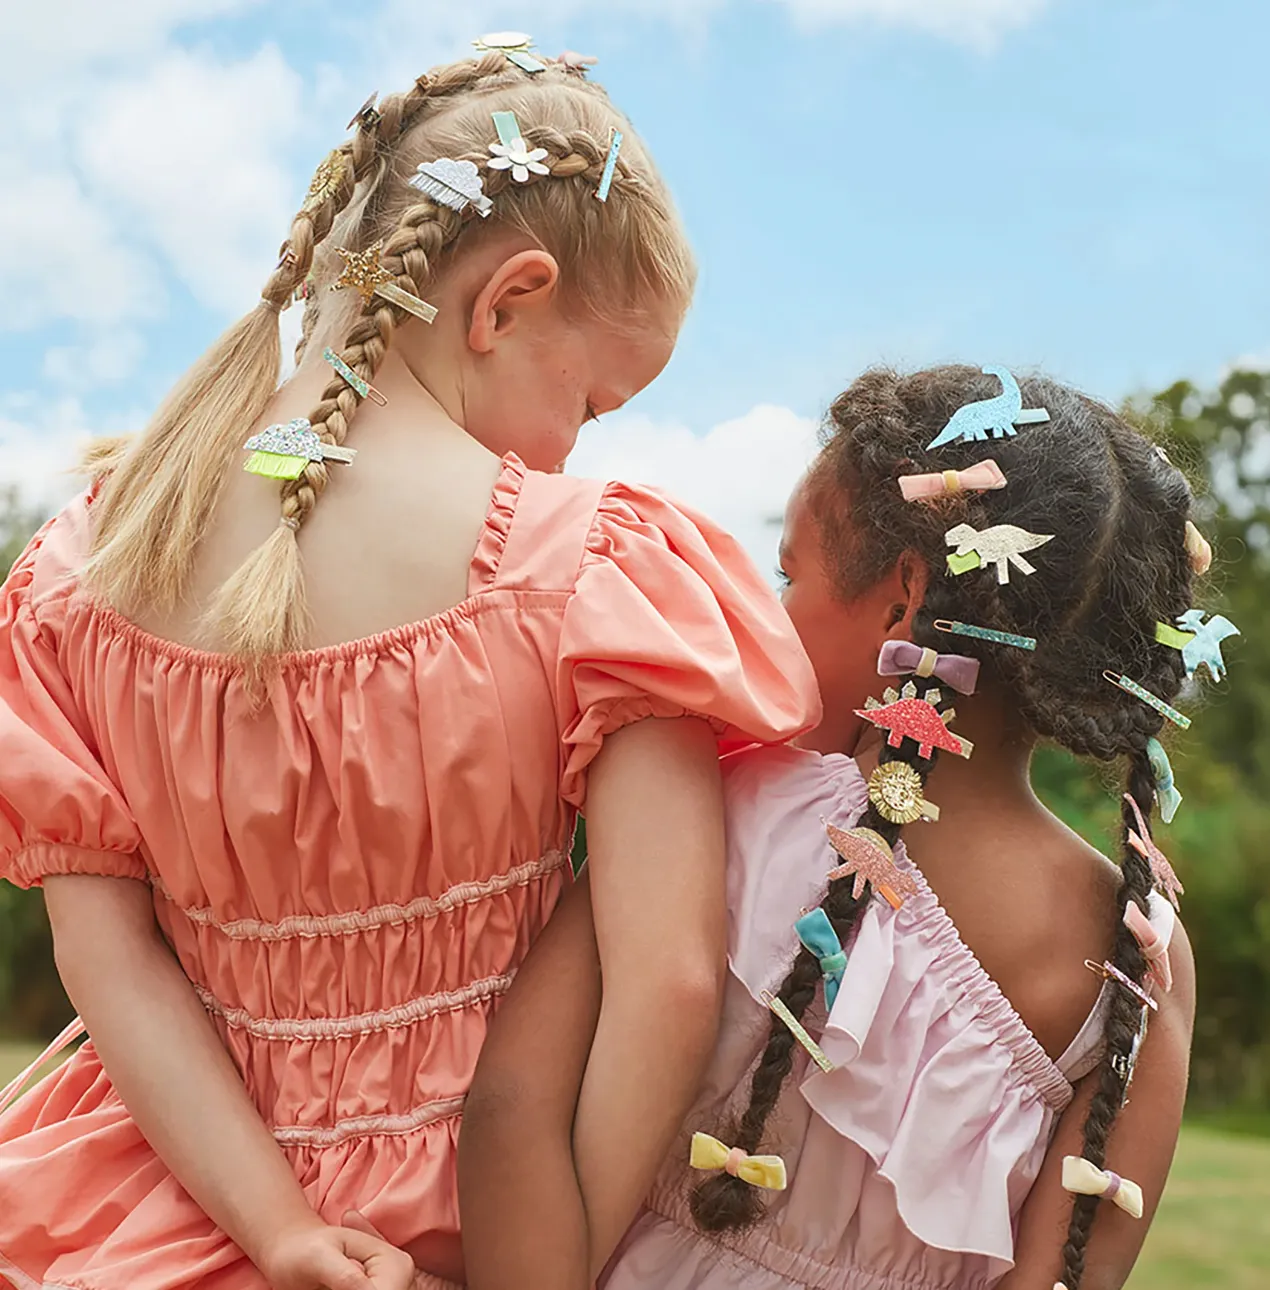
(0, 455), (819, 1290)
(603, 745), (1176, 1290)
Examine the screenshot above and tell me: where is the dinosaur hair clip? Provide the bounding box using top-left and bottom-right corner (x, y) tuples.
(1155, 609), (1239, 682)
(1124, 793), (1184, 910)
(825, 822), (916, 910)
(856, 682), (974, 761)
(945, 522), (1054, 584)
(926, 366), (1050, 451)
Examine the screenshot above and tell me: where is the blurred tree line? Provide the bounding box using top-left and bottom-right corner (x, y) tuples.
(2, 373), (1269, 1111)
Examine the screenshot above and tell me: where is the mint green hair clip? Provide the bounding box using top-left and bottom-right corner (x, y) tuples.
(1146, 737), (1182, 824)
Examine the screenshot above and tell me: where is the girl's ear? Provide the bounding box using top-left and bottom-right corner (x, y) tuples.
(884, 550), (930, 636)
(468, 250), (561, 354)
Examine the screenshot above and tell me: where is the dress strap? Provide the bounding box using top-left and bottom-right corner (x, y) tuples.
(492, 468), (607, 593)
(0, 1016), (85, 1115)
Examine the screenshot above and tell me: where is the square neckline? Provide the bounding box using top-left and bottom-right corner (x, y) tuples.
(74, 453), (528, 673)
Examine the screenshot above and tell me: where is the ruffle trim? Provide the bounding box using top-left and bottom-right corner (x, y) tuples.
(468, 452), (526, 591)
(155, 850), (567, 941)
(196, 971), (511, 1040)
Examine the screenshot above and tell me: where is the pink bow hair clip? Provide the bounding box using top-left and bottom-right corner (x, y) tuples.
(1124, 901), (1173, 993)
(877, 640), (980, 696)
(552, 50), (598, 71)
(898, 459), (1007, 502)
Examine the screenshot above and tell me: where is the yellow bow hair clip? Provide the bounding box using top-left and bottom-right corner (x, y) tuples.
(690, 1132), (787, 1191)
(1061, 1155), (1144, 1219)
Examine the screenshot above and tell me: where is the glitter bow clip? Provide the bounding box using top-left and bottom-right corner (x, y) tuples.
(925, 366), (1050, 451)
(690, 1133), (787, 1191)
(898, 459), (1007, 502)
(794, 908), (847, 1011)
(877, 640), (980, 696)
(945, 523), (1054, 584)
(1061, 1156), (1144, 1219)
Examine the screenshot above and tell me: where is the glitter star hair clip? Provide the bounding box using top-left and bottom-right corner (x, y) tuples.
(332, 242), (438, 324)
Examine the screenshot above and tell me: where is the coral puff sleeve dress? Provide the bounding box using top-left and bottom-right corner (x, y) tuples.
(0, 453), (820, 1290)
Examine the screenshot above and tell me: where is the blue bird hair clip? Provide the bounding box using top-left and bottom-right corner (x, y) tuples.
(1155, 609), (1240, 682)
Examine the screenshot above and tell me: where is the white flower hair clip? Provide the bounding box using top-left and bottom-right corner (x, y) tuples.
(487, 110), (550, 184)
(409, 158), (493, 217)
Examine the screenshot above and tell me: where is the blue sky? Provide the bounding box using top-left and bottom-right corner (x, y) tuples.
(2, 0), (1266, 565)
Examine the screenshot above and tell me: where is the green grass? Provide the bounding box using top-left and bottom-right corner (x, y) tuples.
(1, 1046), (1266, 1285)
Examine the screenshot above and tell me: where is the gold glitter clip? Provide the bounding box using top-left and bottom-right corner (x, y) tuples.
(302, 149), (351, 214)
(867, 761), (939, 824)
(332, 243), (439, 323)
(761, 991), (835, 1074)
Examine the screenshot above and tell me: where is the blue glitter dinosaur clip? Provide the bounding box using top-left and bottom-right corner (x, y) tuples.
(1156, 609), (1240, 682)
(926, 366), (1051, 451)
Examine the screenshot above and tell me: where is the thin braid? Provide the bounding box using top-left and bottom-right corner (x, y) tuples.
(1057, 748), (1156, 1290)
(690, 680), (943, 1233)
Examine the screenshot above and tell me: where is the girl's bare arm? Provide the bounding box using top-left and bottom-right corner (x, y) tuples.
(999, 926), (1196, 1290)
(460, 715), (727, 1287)
(44, 873), (416, 1290)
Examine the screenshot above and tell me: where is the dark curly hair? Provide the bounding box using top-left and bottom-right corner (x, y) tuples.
(689, 365), (1200, 1290)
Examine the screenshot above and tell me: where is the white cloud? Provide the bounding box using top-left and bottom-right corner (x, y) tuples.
(42, 331), (147, 390)
(568, 403), (820, 577)
(0, 397), (124, 511)
(771, 0), (1050, 49)
(77, 44), (304, 315)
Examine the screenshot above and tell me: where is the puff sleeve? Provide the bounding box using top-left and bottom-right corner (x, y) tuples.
(0, 524), (145, 890)
(557, 481), (820, 807)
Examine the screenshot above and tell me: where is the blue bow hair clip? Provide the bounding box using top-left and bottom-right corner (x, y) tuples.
(926, 366), (1051, 451)
(1146, 737), (1182, 824)
(795, 908), (847, 1012)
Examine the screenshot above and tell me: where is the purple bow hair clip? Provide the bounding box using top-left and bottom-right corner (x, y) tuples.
(877, 640), (980, 696)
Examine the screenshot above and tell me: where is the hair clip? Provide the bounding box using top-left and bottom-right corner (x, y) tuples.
(409, 158), (493, 217)
(1124, 793), (1184, 909)
(1103, 672), (1190, 730)
(857, 682), (973, 760)
(933, 619), (1037, 651)
(868, 761), (939, 824)
(595, 129), (623, 202)
(487, 110), (550, 183)
(825, 822), (916, 909)
(243, 418), (356, 480)
(301, 149), (351, 214)
(945, 522), (1054, 584)
(878, 640), (979, 695)
(1061, 1156), (1144, 1219)
(1146, 737), (1182, 823)
(794, 909), (848, 1011)
(898, 459), (1007, 502)
(1110, 1003), (1150, 1104)
(689, 1132), (787, 1191)
(1124, 901), (1173, 992)
(1184, 520), (1213, 575)
(925, 366), (1051, 451)
(1156, 610), (1239, 682)
(1085, 958), (1159, 1012)
(332, 243), (438, 323)
(346, 92), (381, 131)
(323, 348), (387, 407)
(474, 30), (548, 73)
(761, 991), (836, 1073)
(553, 50), (599, 72)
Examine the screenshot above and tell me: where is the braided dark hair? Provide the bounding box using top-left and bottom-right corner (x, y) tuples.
(691, 367), (1200, 1287)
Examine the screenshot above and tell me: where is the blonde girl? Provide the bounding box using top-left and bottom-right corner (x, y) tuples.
(0, 47), (817, 1290)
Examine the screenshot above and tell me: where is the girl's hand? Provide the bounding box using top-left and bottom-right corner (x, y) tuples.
(260, 1222), (418, 1290)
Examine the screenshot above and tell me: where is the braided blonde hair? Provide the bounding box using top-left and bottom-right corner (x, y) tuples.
(84, 53), (694, 660)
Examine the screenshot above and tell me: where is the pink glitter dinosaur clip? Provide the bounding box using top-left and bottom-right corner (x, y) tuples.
(855, 683), (974, 761)
(1123, 793), (1184, 910)
(825, 823), (917, 910)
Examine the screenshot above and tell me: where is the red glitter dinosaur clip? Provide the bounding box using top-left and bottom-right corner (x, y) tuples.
(854, 683), (974, 761)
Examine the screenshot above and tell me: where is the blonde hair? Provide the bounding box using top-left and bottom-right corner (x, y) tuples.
(83, 52), (695, 660)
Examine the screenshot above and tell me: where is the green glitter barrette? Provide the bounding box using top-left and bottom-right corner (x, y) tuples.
(933, 619), (1037, 651)
(1103, 672), (1191, 730)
